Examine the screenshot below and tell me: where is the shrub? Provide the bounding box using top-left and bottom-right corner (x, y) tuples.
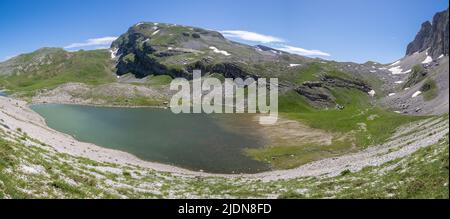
(403, 65), (427, 88)
(421, 79), (438, 101)
(340, 169), (352, 176)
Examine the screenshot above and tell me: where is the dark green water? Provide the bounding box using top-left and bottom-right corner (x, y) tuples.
(31, 104), (270, 173)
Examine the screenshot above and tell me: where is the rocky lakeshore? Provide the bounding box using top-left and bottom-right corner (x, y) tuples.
(1, 95), (448, 182)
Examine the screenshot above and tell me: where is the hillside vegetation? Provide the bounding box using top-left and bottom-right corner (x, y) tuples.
(246, 89), (424, 169)
(0, 48), (115, 97)
(0, 115), (447, 198)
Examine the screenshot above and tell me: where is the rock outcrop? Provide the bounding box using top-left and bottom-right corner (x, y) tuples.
(320, 75), (372, 93)
(406, 8), (449, 58)
(295, 83), (335, 107)
(295, 76), (372, 107)
(110, 22), (314, 81)
(110, 22), (260, 80)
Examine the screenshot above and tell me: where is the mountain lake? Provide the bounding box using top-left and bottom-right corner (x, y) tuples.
(31, 104), (270, 173)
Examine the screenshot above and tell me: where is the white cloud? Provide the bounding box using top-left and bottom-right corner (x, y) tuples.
(275, 45), (330, 57)
(220, 30), (330, 57)
(64, 36), (118, 49)
(220, 30), (285, 43)
(1, 55), (16, 62)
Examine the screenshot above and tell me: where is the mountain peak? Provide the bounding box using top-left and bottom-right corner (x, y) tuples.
(109, 22), (310, 79)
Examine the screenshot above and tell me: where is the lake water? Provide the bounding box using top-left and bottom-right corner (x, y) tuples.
(0, 91), (7, 97)
(31, 104), (270, 173)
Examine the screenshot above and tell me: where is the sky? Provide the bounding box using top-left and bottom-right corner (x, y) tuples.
(0, 0), (448, 63)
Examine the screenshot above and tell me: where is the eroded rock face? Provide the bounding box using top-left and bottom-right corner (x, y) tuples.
(295, 84), (335, 107)
(321, 75), (371, 93)
(111, 28), (188, 78)
(186, 61), (252, 80)
(406, 8), (449, 58)
(430, 8), (450, 58)
(406, 21), (433, 56)
(111, 22), (258, 80)
(295, 76), (372, 107)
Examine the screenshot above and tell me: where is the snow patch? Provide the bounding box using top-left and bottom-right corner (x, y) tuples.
(438, 54), (444, 59)
(271, 50), (282, 55)
(412, 91), (422, 98)
(368, 90), (376, 97)
(388, 66), (409, 74)
(289, 64), (301, 67)
(394, 81), (404, 84)
(370, 70), (377, 73)
(209, 46), (231, 56)
(422, 56), (433, 64)
(109, 48), (118, 59)
(135, 22), (144, 26)
(388, 93), (396, 97)
(152, 30), (160, 36)
(389, 60), (401, 66)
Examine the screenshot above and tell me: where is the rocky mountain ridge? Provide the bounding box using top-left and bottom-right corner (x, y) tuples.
(108, 22), (382, 108)
(381, 8), (449, 116)
(406, 8), (449, 59)
(110, 22), (312, 80)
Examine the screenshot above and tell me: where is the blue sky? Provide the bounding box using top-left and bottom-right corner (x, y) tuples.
(0, 0), (448, 63)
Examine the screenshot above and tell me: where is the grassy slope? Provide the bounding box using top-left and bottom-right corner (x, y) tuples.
(246, 83), (424, 169)
(89, 94), (167, 106)
(0, 49), (170, 106)
(279, 136), (449, 199)
(0, 49), (115, 97)
(1, 125), (447, 199)
(245, 63), (423, 170)
(147, 75), (173, 86)
(421, 79), (439, 101)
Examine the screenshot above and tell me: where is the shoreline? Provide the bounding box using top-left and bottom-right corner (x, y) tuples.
(1, 96), (448, 181)
(31, 101), (169, 109)
(2, 96), (217, 176)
